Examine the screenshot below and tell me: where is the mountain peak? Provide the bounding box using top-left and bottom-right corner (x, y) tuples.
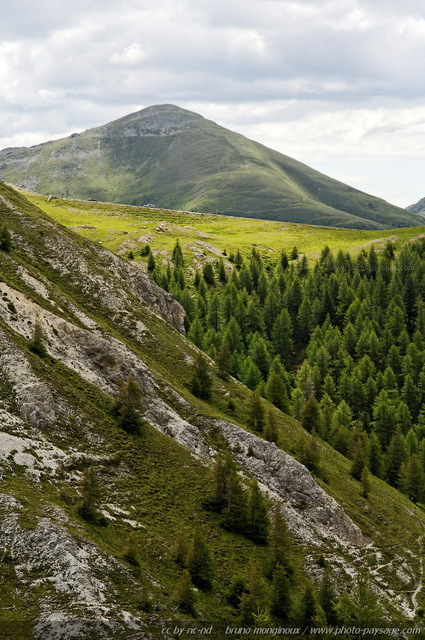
(102, 103), (204, 138)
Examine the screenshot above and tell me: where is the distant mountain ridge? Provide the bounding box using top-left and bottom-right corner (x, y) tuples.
(407, 196), (425, 215)
(0, 104), (422, 230)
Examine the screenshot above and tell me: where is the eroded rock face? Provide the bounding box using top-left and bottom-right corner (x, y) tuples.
(214, 418), (366, 548)
(0, 496), (149, 640)
(0, 192), (185, 334)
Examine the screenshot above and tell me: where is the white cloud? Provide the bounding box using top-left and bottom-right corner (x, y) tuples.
(1, 0), (425, 205)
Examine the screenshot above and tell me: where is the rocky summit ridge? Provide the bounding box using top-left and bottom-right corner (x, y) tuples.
(0, 104), (423, 230)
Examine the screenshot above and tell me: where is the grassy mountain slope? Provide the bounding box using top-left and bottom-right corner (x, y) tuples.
(0, 104), (422, 230)
(24, 190), (425, 266)
(0, 183), (425, 637)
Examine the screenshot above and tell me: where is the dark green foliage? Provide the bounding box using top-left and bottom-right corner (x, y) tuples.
(385, 427), (407, 487)
(301, 394), (322, 433)
(238, 562), (270, 625)
(147, 251), (156, 271)
(271, 564), (292, 620)
(399, 453), (424, 503)
(334, 573), (384, 627)
(188, 527), (214, 590)
(167, 236), (425, 502)
(264, 407), (279, 444)
(0, 225), (12, 252)
(265, 371), (291, 413)
(77, 467), (108, 526)
(123, 533), (140, 566)
(172, 239), (184, 268)
(127, 250), (135, 260)
(300, 431), (321, 476)
(28, 321), (48, 358)
(113, 375), (145, 435)
(190, 352), (212, 399)
(202, 262), (215, 285)
(267, 505), (293, 579)
(174, 569), (197, 615)
(248, 389), (265, 432)
(140, 243), (151, 256)
(246, 480), (270, 544)
(299, 582), (319, 628)
(216, 340), (232, 379)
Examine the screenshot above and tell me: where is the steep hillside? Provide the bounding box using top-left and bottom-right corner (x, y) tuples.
(0, 104), (422, 230)
(407, 197), (425, 216)
(0, 183), (424, 638)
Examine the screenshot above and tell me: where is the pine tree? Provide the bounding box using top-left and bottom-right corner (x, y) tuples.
(300, 431), (321, 475)
(190, 352), (212, 399)
(188, 527), (214, 590)
(400, 454), (424, 503)
(247, 480), (269, 544)
(301, 394), (322, 433)
(320, 567), (337, 625)
(272, 309), (293, 364)
(334, 573), (384, 627)
(238, 562), (270, 625)
(361, 466), (371, 499)
(216, 340), (232, 379)
(368, 433), (383, 478)
(267, 504), (293, 578)
(0, 226), (12, 252)
(113, 375), (145, 435)
(271, 564), (292, 620)
(299, 582), (318, 628)
(77, 467), (107, 525)
(385, 427), (407, 487)
(172, 239), (184, 268)
(222, 470), (249, 535)
(174, 569), (197, 615)
(264, 407), (279, 444)
(265, 371), (291, 413)
(147, 251), (156, 271)
(248, 389), (265, 432)
(28, 321), (48, 358)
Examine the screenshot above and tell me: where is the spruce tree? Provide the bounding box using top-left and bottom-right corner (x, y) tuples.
(247, 480), (269, 544)
(188, 527), (214, 590)
(400, 454), (424, 503)
(190, 352), (212, 399)
(0, 225), (12, 252)
(172, 239), (184, 269)
(113, 375), (145, 435)
(238, 562), (270, 625)
(147, 251), (156, 271)
(264, 407), (279, 444)
(174, 569), (197, 615)
(385, 427), (407, 487)
(301, 394), (322, 433)
(248, 389), (265, 432)
(28, 321), (48, 358)
(271, 564), (292, 620)
(265, 371), (291, 413)
(361, 466), (371, 499)
(216, 340), (232, 379)
(334, 573), (384, 627)
(267, 504), (293, 578)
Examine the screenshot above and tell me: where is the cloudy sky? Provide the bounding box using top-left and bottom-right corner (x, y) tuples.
(1, 0), (425, 207)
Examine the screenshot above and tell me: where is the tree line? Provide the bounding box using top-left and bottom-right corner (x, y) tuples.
(150, 238), (425, 503)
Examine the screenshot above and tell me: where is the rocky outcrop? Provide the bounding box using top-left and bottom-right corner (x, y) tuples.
(0, 192), (185, 334)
